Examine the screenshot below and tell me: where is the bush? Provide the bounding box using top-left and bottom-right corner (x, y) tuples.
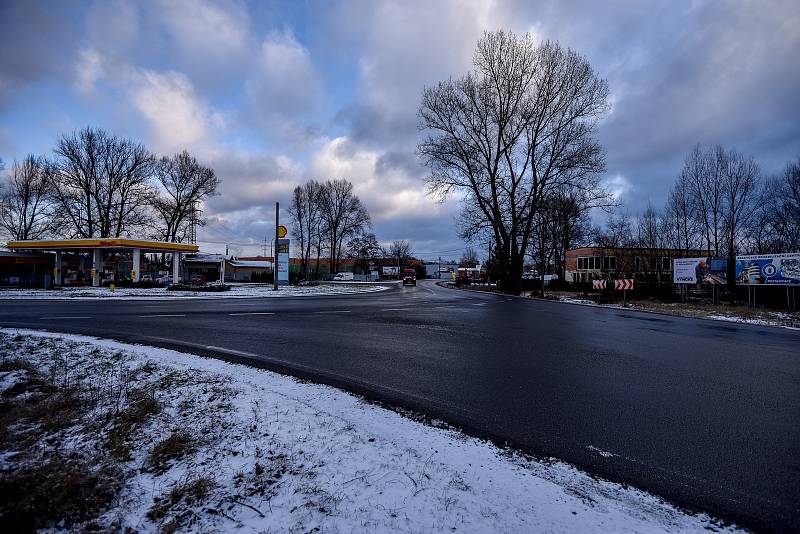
(103, 280), (164, 289)
(167, 283), (231, 292)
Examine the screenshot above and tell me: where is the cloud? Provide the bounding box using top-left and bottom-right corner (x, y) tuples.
(151, 0), (253, 88)
(129, 69), (225, 154)
(0, 1), (78, 108)
(74, 48), (105, 95)
(310, 136), (447, 223)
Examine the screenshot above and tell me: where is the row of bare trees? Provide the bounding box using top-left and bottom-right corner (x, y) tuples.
(418, 30), (613, 294)
(0, 127), (220, 243)
(595, 146), (800, 290)
(289, 178), (371, 277)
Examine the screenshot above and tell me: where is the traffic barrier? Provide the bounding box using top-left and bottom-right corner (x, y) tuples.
(614, 279), (634, 290)
(592, 279), (607, 289)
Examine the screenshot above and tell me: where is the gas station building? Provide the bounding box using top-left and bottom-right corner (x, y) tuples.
(4, 239), (199, 287)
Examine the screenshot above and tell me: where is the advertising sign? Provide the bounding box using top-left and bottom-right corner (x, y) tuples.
(276, 238), (290, 286)
(673, 257), (709, 284)
(382, 266), (399, 276)
(673, 254), (800, 285)
(734, 253), (800, 285)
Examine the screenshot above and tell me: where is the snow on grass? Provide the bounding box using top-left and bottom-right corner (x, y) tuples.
(0, 329), (740, 533)
(537, 292), (800, 330)
(0, 282), (390, 300)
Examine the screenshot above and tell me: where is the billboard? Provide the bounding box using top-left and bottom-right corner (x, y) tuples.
(734, 253), (800, 285)
(276, 238), (290, 286)
(673, 257), (708, 284)
(673, 254), (800, 285)
(382, 266), (399, 276)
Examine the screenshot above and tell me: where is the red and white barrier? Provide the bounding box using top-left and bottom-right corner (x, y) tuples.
(614, 279), (634, 290)
(592, 280), (607, 289)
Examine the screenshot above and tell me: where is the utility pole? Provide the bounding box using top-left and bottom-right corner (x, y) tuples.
(262, 235), (268, 257)
(273, 202), (279, 291)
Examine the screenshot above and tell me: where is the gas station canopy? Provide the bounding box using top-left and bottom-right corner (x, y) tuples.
(6, 238), (198, 253)
(5, 239), (198, 286)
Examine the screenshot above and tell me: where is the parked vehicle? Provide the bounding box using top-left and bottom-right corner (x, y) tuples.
(332, 272), (354, 281)
(402, 268), (417, 286)
(455, 267), (485, 286)
(191, 274), (207, 286)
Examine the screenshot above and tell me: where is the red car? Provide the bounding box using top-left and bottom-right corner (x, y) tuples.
(402, 268), (417, 286)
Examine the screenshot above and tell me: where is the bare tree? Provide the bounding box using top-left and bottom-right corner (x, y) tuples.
(347, 232), (381, 274)
(319, 179), (370, 273)
(664, 172), (701, 255)
(459, 246), (479, 267)
(419, 31), (610, 294)
(151, 150), (219, 243)
(719, 148), (761, 291)
(387, 239), (413, 269)
(594, 212), (634, 248)
(681, 145), (726, 257)
(289, 180), (324, 278)
(0, 155), (53, 240)
(766, 158), (800, 251)
(51, 127), (155, 238)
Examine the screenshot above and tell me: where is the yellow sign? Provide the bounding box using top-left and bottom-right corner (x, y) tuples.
(90, 268), (97, 278)
(277, 225), (288, 238)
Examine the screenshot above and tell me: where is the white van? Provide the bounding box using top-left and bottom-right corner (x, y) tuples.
(332, 272), (354, 281)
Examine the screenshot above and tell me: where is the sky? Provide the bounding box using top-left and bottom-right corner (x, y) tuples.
(1, 0), (798, 260)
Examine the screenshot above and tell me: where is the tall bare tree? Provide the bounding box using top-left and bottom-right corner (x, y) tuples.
(320, 179), (370, 273)
(51, 127), (154, 238)
(681, 145), (725, 257)
(0, 155), (53, 240)
(419, 31), (609, 294)
(719, 148), (761, 290)
(765, 158), (800, 251)
(664, 172), (701, 255)
(151, 150), (219, 243)
(289, 180), (324, 278)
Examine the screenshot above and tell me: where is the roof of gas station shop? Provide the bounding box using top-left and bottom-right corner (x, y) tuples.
(5, 238), (199, 253)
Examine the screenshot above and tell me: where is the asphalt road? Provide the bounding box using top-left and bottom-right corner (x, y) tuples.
(1, 281), (798, 532)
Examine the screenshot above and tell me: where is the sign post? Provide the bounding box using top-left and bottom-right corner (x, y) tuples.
(274, 202), (279, 291)
(614, 279), (634, 305)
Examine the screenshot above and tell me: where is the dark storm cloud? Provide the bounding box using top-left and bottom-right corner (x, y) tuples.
(0, 1), (80, 108)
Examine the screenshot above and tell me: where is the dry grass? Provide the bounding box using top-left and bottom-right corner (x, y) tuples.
(146, 431), (195, 474)
(539, 290), (800, 327)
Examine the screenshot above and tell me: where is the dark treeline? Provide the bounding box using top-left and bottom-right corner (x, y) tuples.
(0, 126), (220, 243)
(594, 146), (800, 290)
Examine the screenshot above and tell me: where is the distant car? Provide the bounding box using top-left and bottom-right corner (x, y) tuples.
(332, 272), (354, 281)
(402, 268), (416, 286)
(191, 274), (207, 286)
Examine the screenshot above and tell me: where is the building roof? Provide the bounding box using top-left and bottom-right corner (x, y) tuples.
(5, 238), (199, 253)
(228, 260), (272, 268)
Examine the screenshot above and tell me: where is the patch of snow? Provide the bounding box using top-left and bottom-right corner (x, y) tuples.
(0, 282), (390, 300)
(0, 328), (740, 533)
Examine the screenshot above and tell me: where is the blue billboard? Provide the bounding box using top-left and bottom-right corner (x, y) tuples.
(734, 254), (800, 285)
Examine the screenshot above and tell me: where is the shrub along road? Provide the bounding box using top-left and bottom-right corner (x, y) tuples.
(1, 280), (798, 532)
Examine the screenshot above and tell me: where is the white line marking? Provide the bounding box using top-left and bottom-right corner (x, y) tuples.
(472, 302), (487, 306)
(39, 316), (90, 320)
(228, 312), (275, 316)
(136, 314), (186, 318)
(314, 310), (351, 314)
(382, 308), (411, 311)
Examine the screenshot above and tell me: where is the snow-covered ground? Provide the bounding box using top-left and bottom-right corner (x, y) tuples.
(0, 329), (739, 533)
(0, 282), (390, 300)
